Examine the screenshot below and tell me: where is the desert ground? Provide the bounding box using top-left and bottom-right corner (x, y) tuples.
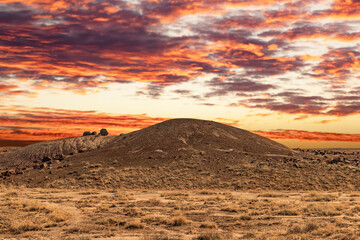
(1, 119), (359, 239)
(1, 186), (360, 239)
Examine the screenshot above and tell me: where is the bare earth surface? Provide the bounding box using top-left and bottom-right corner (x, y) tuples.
(0, 187), (359, 239)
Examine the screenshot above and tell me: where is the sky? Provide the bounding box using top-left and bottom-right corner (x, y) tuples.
(0, 0), (360, 148)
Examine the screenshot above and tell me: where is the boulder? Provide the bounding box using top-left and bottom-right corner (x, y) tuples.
(100, 128), (109, 136)
(40, 163), (48, 169)
(53, 154), (65, 161)
(42, 156), (52, 162)
(15, 168), (24, 175)
(83, 131), (91, 136)
(91, 131), (97, 135)
(79, 148), (88, 153)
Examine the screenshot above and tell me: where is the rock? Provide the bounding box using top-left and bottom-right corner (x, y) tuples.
(42, 156), (52, 162)
(83, 131), (91, 136)
(100, 128), (109, 136)
(53, 160), (61, 165)
(2, 170), (11, 177)
(327, 157), (342, 164)
(293, 163), (302, 168)
(40, 163), (48, 169)
(53, 154), (64, 161)
(15, 168), (24, 175)
(33, 165), (39, 169)
(79, 148), (87, 153)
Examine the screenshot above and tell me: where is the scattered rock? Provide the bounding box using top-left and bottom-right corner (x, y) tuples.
(53, 160), (61, 165)
(83, 131), (91, 136)
(53, 154), (64, 161)
(40, 163), (48, 169)
(15, 168), (24, 175)
(100, 128), (109, 136)
(42, 156), (52, 162)
(79, 148), (88, 153)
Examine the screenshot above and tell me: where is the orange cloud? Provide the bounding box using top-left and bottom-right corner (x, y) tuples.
(0, 106), (168, 142)
(253, 130), (360, 142)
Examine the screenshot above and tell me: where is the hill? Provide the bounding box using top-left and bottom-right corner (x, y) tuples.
(0, 119), (359, 190)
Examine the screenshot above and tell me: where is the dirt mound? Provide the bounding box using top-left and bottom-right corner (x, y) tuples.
(0, 135), (116, 168)
(109, 118), (293, 156)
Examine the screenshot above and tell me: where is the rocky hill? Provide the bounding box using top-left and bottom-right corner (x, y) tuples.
(1, 119), (359, 190)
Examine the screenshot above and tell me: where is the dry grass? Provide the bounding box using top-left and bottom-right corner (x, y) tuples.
(0, 188), (359, 239)
(125, 219), (145, 229)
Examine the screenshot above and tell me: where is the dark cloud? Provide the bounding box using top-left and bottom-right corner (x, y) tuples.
(311, 47), (360, 81)
(205, 77), (275, 97)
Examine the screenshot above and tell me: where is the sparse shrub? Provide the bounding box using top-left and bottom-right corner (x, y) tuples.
(303, 204), (341, 216)
(221, 206), (238, 213)
(98, 217), (126, 226)
(65, 225), (92, 233)
(194, 232), (222, 240)
(147, 198), (161, 206)
(200, 221), (217, 229)
(168, 215), (187, 226)
(302, 193), (337, 202)
(287, 223), (318, 234)
(125, 219), (145, 229)
(193, 232), (232, 240)
(4, 191), (18, 198)
(124, 207), (144, 216)
(239, 215), (251, 221)
(276, 209), (299, 216)
(48, 208), (71, 222)
(22, 201), (47, 212)
(9, 220), (42, 234)
(199, 190), (213, 195)
(303, 222), (319, 232)
(287, 225), (303, 234)
(257, 193), (286, 198)
(241, 233), (256, 239)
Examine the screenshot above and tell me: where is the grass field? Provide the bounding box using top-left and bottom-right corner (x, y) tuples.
(1, 185), (359, 239)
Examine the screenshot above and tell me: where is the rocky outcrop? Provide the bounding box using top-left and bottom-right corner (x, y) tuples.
(100, 128), (109, 136)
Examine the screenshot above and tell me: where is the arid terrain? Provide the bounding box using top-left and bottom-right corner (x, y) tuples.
(0, 119), (359, 239)
(0, 187), (359, 239)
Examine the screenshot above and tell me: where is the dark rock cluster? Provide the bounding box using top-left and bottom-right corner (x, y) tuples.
(83, 129), (108, 136)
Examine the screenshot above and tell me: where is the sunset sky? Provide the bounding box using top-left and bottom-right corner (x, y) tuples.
(1, 0), (360, 148)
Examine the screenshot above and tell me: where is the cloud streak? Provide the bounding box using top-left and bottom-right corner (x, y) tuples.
(254, 130), (360, 142)
(0, 106), (168, 142)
